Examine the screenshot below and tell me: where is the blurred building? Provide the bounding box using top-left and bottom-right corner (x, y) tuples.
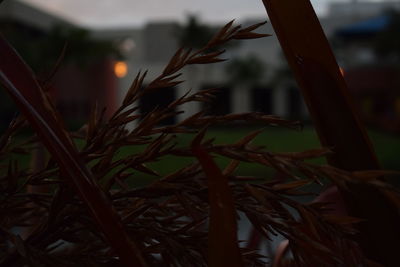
(2, 0), (400, 129)
(93, 0), (400, 127)
(335, 19), (400, 131)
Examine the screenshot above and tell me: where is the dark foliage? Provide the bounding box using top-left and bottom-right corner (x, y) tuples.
(0, 19), (399, 267)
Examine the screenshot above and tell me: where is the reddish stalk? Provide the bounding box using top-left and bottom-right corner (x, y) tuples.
(0, 35), (147, 267)
(261, 0), (400, 265)
(192, 135), (244, 267)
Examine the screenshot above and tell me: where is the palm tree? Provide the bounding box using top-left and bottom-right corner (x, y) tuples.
(176, 15), (213, 49)
(174, 15), (214, 119)
(226, 54), (265, 85)
(225, 54), (265, 113)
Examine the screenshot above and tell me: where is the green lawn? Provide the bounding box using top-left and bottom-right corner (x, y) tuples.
(109, 126), (400, 186)
(111, 126), (320, 183)
(8, 126), (400, 187)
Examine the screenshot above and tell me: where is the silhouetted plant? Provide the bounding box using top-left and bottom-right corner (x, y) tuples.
(1, 19), (399, 267)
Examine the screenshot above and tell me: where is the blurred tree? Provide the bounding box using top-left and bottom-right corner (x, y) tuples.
(225, 54), (265, 86)
(0, 21), (121, 74)
(225, 54), (266, 114)
(175, 14), (239, 50)
(0, 20), (121, 129)
(175, 15), (213, 49)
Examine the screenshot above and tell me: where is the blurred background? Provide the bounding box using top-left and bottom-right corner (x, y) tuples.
(0, 0), (399, 173)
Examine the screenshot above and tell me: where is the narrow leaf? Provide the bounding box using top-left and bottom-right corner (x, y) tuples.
(323, 214), (365, 225)
(191, 144), (244, 267)
(351, 170), (400, 181)
(262, 1), (400, 265)
(273, 179), (311, 191)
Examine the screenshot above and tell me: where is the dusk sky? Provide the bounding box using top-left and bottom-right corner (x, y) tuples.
(19, 0), (359, 28)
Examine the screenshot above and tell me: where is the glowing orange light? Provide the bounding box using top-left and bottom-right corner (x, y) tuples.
(339, 67), (345, 76)
(114, 61), (128, 78)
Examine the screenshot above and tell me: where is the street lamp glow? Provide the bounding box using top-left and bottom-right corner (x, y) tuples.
(114, 61), (128, 78)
